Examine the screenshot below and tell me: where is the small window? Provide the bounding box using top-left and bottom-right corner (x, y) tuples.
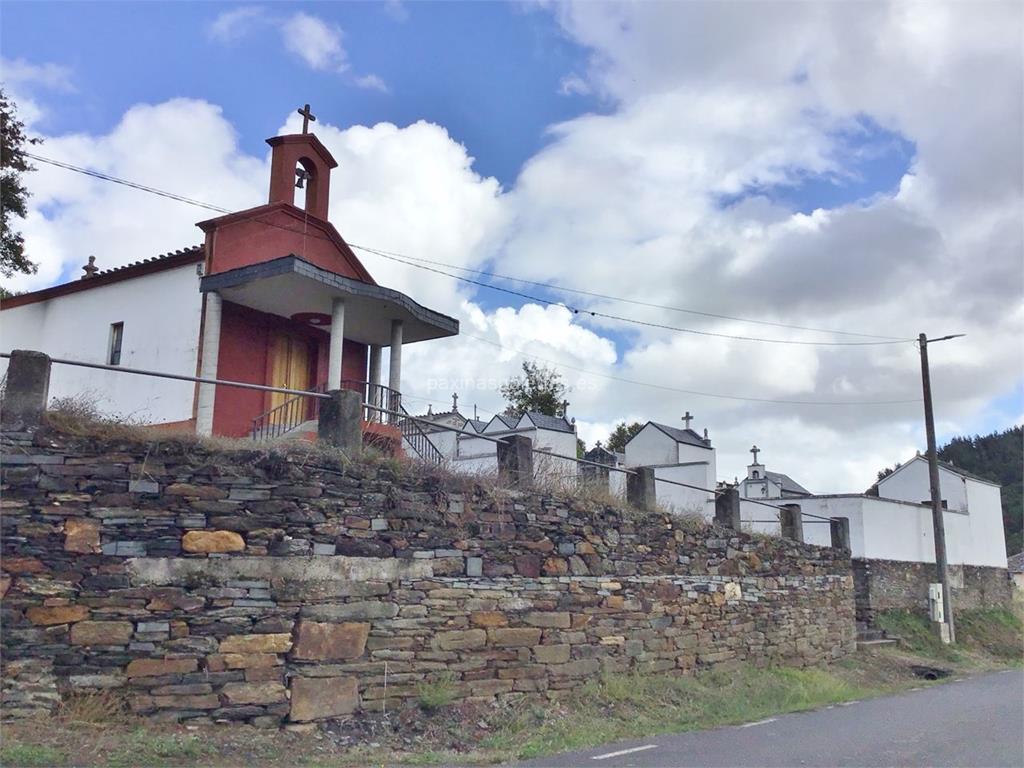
(108, 322), (124, 365)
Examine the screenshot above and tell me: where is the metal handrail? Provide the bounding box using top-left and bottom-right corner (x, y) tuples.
(339, 379), (444, 465)
(251, 382), (328, 441)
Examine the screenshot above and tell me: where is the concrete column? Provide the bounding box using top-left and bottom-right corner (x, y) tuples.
(497, 434), (533, 489)
(368, 344), (382, 422)
(714, 486), (741, 530)
(318, 389), (363, 454)
(627, 466), (657, 512)
(196, 292), (222, 437)
(1, 350), (51, 428)
(388, 319), (403, 422)
(780, 504), (804, 543)
(327, 298), (346, 391)
(830, 517), (851, 551)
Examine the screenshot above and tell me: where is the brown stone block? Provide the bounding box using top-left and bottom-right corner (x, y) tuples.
(552, 658), (600, 678)
(245, 667), (285, 683)
(497, 664), (547, 680)
(514, 555), (541, 577)
(289, 677), (359, 721)
(489, 628), (542, 647)
(182, 530), (245, 553)
(524, 612), (570, 629)
(435, 628), (487, 651)
(222, 653), (281, 669)
(70, 620), (133, 646)
(64, 518), (101, 554)
(542, 557), (568, 576)
(219, 633), (293, 654)
(571, 614), (592, 629)
(221, 681), (288, 705)
(533, 644), (571, 664)
(293, 622), (369, 661)
(165, 483), (228, 500)
(0, 575), (10, 599)
(469, 611), (508, 628)
(152, 693), (220, 710)
(25, 605), (89, 626)
(2, 556), (45, 574)
(466, 678), (514, 697)
(127, 658), (198, 678)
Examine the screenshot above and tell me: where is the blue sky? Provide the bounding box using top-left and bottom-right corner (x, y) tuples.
(3, 1), (602, 186)
(3, 1), (913, 203)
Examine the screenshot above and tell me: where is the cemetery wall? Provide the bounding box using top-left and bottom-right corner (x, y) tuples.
(1, 427), (856, 725)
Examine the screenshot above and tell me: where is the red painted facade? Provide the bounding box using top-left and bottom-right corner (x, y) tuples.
(212, 302), (367, 438)
(200, 131), (376, 438)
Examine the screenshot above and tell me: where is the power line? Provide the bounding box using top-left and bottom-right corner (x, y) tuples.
(345, 242), (902, 341)
(24, 153), (232, 214)
(23, 150), (923, 405)
(29, 151), (913, 347)
(349, 243), (913, 347)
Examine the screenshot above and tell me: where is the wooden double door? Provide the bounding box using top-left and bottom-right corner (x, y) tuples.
(267, 331), (314, 424)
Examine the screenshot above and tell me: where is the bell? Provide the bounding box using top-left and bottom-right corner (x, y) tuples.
(295, 168), (310, 189)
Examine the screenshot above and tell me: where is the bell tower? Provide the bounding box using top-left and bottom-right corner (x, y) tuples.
(266, 104), (338, 221)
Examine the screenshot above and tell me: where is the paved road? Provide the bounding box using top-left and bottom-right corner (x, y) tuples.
(515, 669), (1024, 768)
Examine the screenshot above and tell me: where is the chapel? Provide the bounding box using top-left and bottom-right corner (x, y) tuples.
(0, 106), (459, 453)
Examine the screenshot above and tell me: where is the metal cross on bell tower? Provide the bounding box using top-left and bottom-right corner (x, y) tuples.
(297, 103), (316, 134)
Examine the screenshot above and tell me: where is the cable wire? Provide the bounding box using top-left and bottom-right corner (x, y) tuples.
(346, 242), (903, 341)
(28, 151), (913, 347)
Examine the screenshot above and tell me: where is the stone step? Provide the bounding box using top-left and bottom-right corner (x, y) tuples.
(856, 629), (888, 642)
(856, 637), (900, 650)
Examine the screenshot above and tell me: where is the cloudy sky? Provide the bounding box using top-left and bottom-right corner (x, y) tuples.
(2, 1), (1021, 492)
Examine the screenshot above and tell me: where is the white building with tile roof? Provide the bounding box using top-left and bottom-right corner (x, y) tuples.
(410, 406), (579, 480)
(622, 419), (717, 517)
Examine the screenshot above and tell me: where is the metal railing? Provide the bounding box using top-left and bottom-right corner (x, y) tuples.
(0, 351), (840, 539)
(251, 382), (328, 441)
(341, 380), (443, 465)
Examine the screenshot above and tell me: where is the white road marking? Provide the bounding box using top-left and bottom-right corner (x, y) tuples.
(739, 717), (777, 728)
(591, 744), (658, 760)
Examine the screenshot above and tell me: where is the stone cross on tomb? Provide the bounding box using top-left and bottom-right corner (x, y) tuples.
(750, 444), (760, 463)
(297, 103), (316, 134)
(682, 411), (694, 430)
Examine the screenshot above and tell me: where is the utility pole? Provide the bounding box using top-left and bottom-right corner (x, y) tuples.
(918, 332), (964, 644)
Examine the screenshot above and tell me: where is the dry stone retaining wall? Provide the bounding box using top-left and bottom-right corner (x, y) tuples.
(851, 557), (1011, 625)
(1, 428), (856, 725)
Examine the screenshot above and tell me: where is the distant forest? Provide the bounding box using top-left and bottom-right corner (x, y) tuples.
(874, 426), (1022, 555)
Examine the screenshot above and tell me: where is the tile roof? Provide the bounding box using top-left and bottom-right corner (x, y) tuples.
(647, 422), (712, 449)
(764, 471), (811, 496)
(1, 245), (205, 310)
(523, 411), (574, 433)
(89, 245), (205, 278)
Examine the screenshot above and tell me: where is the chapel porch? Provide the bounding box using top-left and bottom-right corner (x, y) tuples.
(194, 254), (458, 446)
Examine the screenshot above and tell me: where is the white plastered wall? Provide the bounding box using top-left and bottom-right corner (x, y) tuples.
(0, 265), (203, 425)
